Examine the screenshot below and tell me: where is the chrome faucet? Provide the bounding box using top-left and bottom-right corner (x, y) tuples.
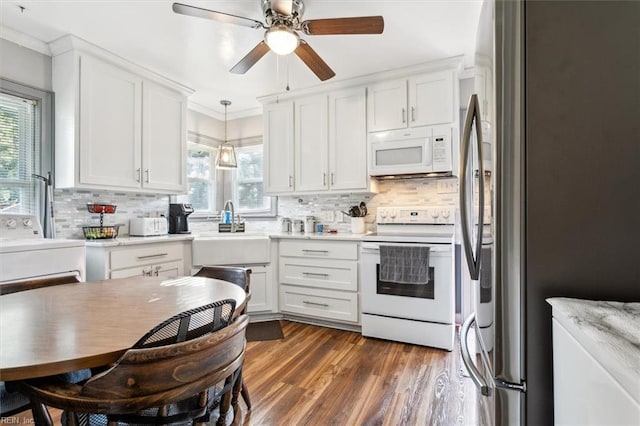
(223, 200), (236, 232)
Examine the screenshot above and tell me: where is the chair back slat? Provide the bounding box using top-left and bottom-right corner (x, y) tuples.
(0, 273), (81, 295)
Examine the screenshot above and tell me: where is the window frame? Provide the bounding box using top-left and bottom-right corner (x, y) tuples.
(175, 134), (221, 219)
(230, 141), (277, 218)
(0, 78), (53, 216)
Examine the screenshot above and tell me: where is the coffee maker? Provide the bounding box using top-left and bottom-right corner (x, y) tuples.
(168, 203), (194, 234)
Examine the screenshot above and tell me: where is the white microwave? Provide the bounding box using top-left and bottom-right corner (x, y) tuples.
(368, 125), (454, 177)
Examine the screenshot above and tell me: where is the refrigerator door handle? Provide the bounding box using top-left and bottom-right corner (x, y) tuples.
(460, 313), (491, 396)
(460, 94), (485, 279)
(495, 377), (527, 393)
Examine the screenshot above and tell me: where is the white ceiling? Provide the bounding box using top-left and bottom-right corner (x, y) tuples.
(1, 0), (483, 118)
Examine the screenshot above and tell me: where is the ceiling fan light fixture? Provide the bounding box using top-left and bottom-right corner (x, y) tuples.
(265, 25), (299, 55)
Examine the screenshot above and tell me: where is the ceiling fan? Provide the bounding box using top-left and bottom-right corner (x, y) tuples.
(172, 0), (384, 81)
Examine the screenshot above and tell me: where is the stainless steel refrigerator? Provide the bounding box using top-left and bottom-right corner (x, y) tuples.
(459, 1), (640, 425)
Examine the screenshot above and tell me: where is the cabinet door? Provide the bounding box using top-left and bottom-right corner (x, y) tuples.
(329, 87), (368, 191)
(142, 81), (187, 192)
(294, 94), (328, 192)
(367, 78), (407, 132)
(408, 71), (454, 127)
(263, 101), (295, 193)
(79, 55), (142, 188)
(245, 265), (272, 313)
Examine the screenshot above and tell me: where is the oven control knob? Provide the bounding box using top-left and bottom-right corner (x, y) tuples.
(6, 218), (17, 229)
(23, 218), (33, 228)
(442, 210), (450, 219)
(431, 210), (439, 218)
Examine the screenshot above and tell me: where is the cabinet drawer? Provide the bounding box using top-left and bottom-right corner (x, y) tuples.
(110, 260), (184, 279)
(279, 285), (359, 323)
(279, 257), (357, 291)
(110, 242), (184, 270)
(279, 240), (358, 260)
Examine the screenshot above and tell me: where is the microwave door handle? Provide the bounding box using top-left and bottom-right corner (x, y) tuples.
(460, 94), (485, 279)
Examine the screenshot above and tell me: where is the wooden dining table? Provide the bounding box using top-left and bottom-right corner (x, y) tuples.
(0, 276), (246, 382)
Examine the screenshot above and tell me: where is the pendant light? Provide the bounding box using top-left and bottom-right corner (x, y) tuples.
(215, 100), (237, 169)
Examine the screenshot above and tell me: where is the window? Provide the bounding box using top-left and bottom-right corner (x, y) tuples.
(232, 144), (276, 217)
(0, 80), (52, 215)
(177, 142), (218, 214)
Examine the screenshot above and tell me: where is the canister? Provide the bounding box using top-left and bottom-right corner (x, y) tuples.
(280, 217), (291, 233)
(292, 219), (304, 233)
(305, 216), (316, 234)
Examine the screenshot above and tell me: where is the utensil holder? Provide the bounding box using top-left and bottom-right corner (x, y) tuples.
(350, 217), (365, 234)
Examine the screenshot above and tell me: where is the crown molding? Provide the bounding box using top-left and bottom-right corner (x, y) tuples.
(0, 25), (51, 56)
(188, 101), (262, 121)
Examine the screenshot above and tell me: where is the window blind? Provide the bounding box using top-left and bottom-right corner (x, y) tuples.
(0, 92), (39, 213)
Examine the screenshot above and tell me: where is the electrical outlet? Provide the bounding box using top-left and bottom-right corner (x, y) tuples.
(437, 179), (458, 194)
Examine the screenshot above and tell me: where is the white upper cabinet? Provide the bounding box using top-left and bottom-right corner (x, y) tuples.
(367, 70), (456, 132)
(142, 81), (187, 192)
(50, 35), (192, 194)
(263, 87), (373, 195)
(295, 94), (328, 192)
(78, 54), (142, 188)
(329, 87), (368, 191)
(263, 100), (295, 193)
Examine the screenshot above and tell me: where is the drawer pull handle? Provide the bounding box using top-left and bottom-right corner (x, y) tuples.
(301, 249), (329, 254)
(302, 272), (330, 277)
(136, 253), (169, 260)
(303, 300), (329, 308)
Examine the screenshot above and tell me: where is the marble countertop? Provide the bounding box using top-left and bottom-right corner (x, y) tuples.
(268, 232), (368, 241)
(547, 297), (640, 403)
(84, 234), (194, 247)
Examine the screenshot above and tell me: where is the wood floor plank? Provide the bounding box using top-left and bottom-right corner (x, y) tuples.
(8, 320), (478, 425)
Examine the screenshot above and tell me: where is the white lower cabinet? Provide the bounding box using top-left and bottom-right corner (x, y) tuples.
(86, 240), (189, 280)
(279, 239), (359, 324)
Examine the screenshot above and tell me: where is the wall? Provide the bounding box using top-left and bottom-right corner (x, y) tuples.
(0, 38), (51, 90)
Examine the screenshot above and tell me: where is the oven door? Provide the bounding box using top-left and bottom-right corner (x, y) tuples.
(361, 241), (454, 323)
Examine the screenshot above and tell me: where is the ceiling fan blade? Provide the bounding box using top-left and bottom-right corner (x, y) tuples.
(294, 40), (335, 81)
(172, 2), (265, 29)
(230, 41), (271, 74)
(270, 0), (293, 16)
(301, 16), (384, 35)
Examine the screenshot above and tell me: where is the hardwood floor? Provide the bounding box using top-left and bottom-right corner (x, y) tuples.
(5, 320), (478, 425)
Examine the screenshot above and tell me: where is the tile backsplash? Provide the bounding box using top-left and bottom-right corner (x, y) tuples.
(54, 176), (459, 239)
(54, 189), (170, 239)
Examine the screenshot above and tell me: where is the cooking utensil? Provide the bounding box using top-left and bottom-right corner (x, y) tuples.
(360, 202), (368, 216)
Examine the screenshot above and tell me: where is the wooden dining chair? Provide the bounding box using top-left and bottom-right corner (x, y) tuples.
(15, 299), (248, 426)
(0, 273), (89, 417)
(193, 266), (253, 411)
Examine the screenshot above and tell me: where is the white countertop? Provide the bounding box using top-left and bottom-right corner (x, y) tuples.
(547, 297), (640, 403)
(268, 232), (368, 241)
(84, 234), (194, 247)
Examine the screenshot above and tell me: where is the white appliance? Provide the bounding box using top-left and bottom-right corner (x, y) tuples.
(129, 217), (168, 236)
(0, 213), (85, 285)
(361, 206), (456, 351)
(368, 126), (454, 177)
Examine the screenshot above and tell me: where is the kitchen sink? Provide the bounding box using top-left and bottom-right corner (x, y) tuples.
(192, 233), (270, 265)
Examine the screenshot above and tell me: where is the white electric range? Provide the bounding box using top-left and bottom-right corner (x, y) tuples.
(360, 206), (457, 350)
(0, 213), (85, 284)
